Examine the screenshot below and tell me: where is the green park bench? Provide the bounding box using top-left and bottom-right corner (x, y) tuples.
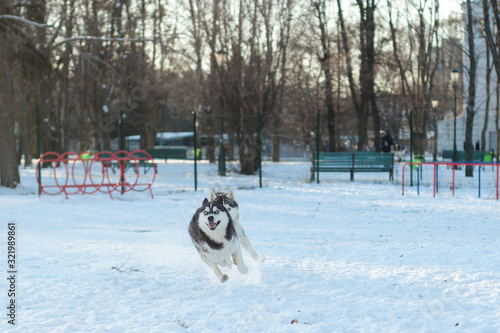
(103, 151), (156, 175)
(146, 147), (187, 162)
(315, 152), (394, 181)
(442, 150), (485, 162)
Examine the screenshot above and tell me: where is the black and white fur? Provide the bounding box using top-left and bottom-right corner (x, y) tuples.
(188, 197), (248, 283)
(208, 188), (263, 262)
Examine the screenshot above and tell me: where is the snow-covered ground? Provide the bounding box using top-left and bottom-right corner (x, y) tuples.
(1, 160), (499, 332)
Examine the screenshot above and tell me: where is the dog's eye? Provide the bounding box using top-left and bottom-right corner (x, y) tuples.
(203, 211), (209, 215)
(214, 210), (220, 214)
(227, 208), (231, 211)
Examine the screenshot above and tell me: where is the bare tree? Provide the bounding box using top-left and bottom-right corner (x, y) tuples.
(312, 0), (336, 152)
(387, 0), (441, 156)
(337, 0), (379, 151)
(205, 0), (295, 174)
(271, 0), (294, 161)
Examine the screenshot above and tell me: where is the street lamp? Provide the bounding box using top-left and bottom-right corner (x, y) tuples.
(432, 99), (439, 161)
(451, 69), (459, 162)
(216, 50), (227, 176)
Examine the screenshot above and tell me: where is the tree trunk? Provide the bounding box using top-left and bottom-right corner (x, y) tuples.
(465, 0), (476, 177)
(0, 79), (20, 187)
(337, 0), (365, 150)
(325, 73), (336, 152)
(481, 40), (491, 151)
(363, 1), (381, 152)
(206, 136), (216, 163)
(497, 79), (500, 161)
(0, 111), (19, 188)
(18, 97), (33, 167)
(313, 0), (336, 152)
(481, 0), (500, 160)
(272, 134), (281, 162)
(238, 136), (259, 175)
(140, 119), (156, 150)
(0, 10), (20, 187)
(227, 131), (235, 161)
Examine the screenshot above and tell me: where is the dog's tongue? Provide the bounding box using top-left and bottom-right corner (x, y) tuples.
(209, 222), (217, 229)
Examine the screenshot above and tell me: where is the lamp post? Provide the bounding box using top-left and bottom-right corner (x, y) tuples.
(451, 69), (459, 162)
(216, 50), (227, 176)
(432, 99), (439, 161)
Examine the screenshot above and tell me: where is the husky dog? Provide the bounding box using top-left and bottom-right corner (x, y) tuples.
(208, 188), (263, 262)
(188, 197), (248, 282)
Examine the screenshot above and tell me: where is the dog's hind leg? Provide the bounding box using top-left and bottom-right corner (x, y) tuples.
(232, 248), (248, 274)
(233, 221), (264, 262)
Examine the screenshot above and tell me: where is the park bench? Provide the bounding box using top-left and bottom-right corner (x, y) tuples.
(442, 149), (493, 171)
(105, 148), (187, 174)
(442, 150), (485, 162)
(315, 152), (394, 181)
(103, 151), (156, 175)
(146, 147), (187, 161)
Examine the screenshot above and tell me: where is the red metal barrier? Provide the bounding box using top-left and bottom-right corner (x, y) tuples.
(36, 150), (157, 198)
(402, 161), (499, 200)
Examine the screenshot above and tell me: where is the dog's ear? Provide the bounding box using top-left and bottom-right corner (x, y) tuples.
(226, 187), (235, 201)
(202, 198), (209, 206)
(209, 189), (217, 202)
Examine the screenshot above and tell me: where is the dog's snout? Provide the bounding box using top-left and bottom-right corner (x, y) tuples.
(208, 215), (214, 222)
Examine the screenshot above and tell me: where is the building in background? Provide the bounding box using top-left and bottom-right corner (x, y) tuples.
(437, 1), (498, 156)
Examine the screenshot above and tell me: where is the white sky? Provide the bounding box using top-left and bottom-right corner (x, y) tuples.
(439, 0), (463, 17)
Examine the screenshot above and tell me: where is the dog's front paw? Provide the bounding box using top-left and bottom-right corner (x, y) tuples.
(220, 274), (229, 283)
(253, 254), (264, 263)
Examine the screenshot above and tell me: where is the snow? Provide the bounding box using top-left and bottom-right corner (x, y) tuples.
(1, 160), (500, 332)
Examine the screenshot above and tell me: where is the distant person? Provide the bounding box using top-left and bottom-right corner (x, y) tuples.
(475, 141), (480, 151)
(381, 130), (394, 153)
